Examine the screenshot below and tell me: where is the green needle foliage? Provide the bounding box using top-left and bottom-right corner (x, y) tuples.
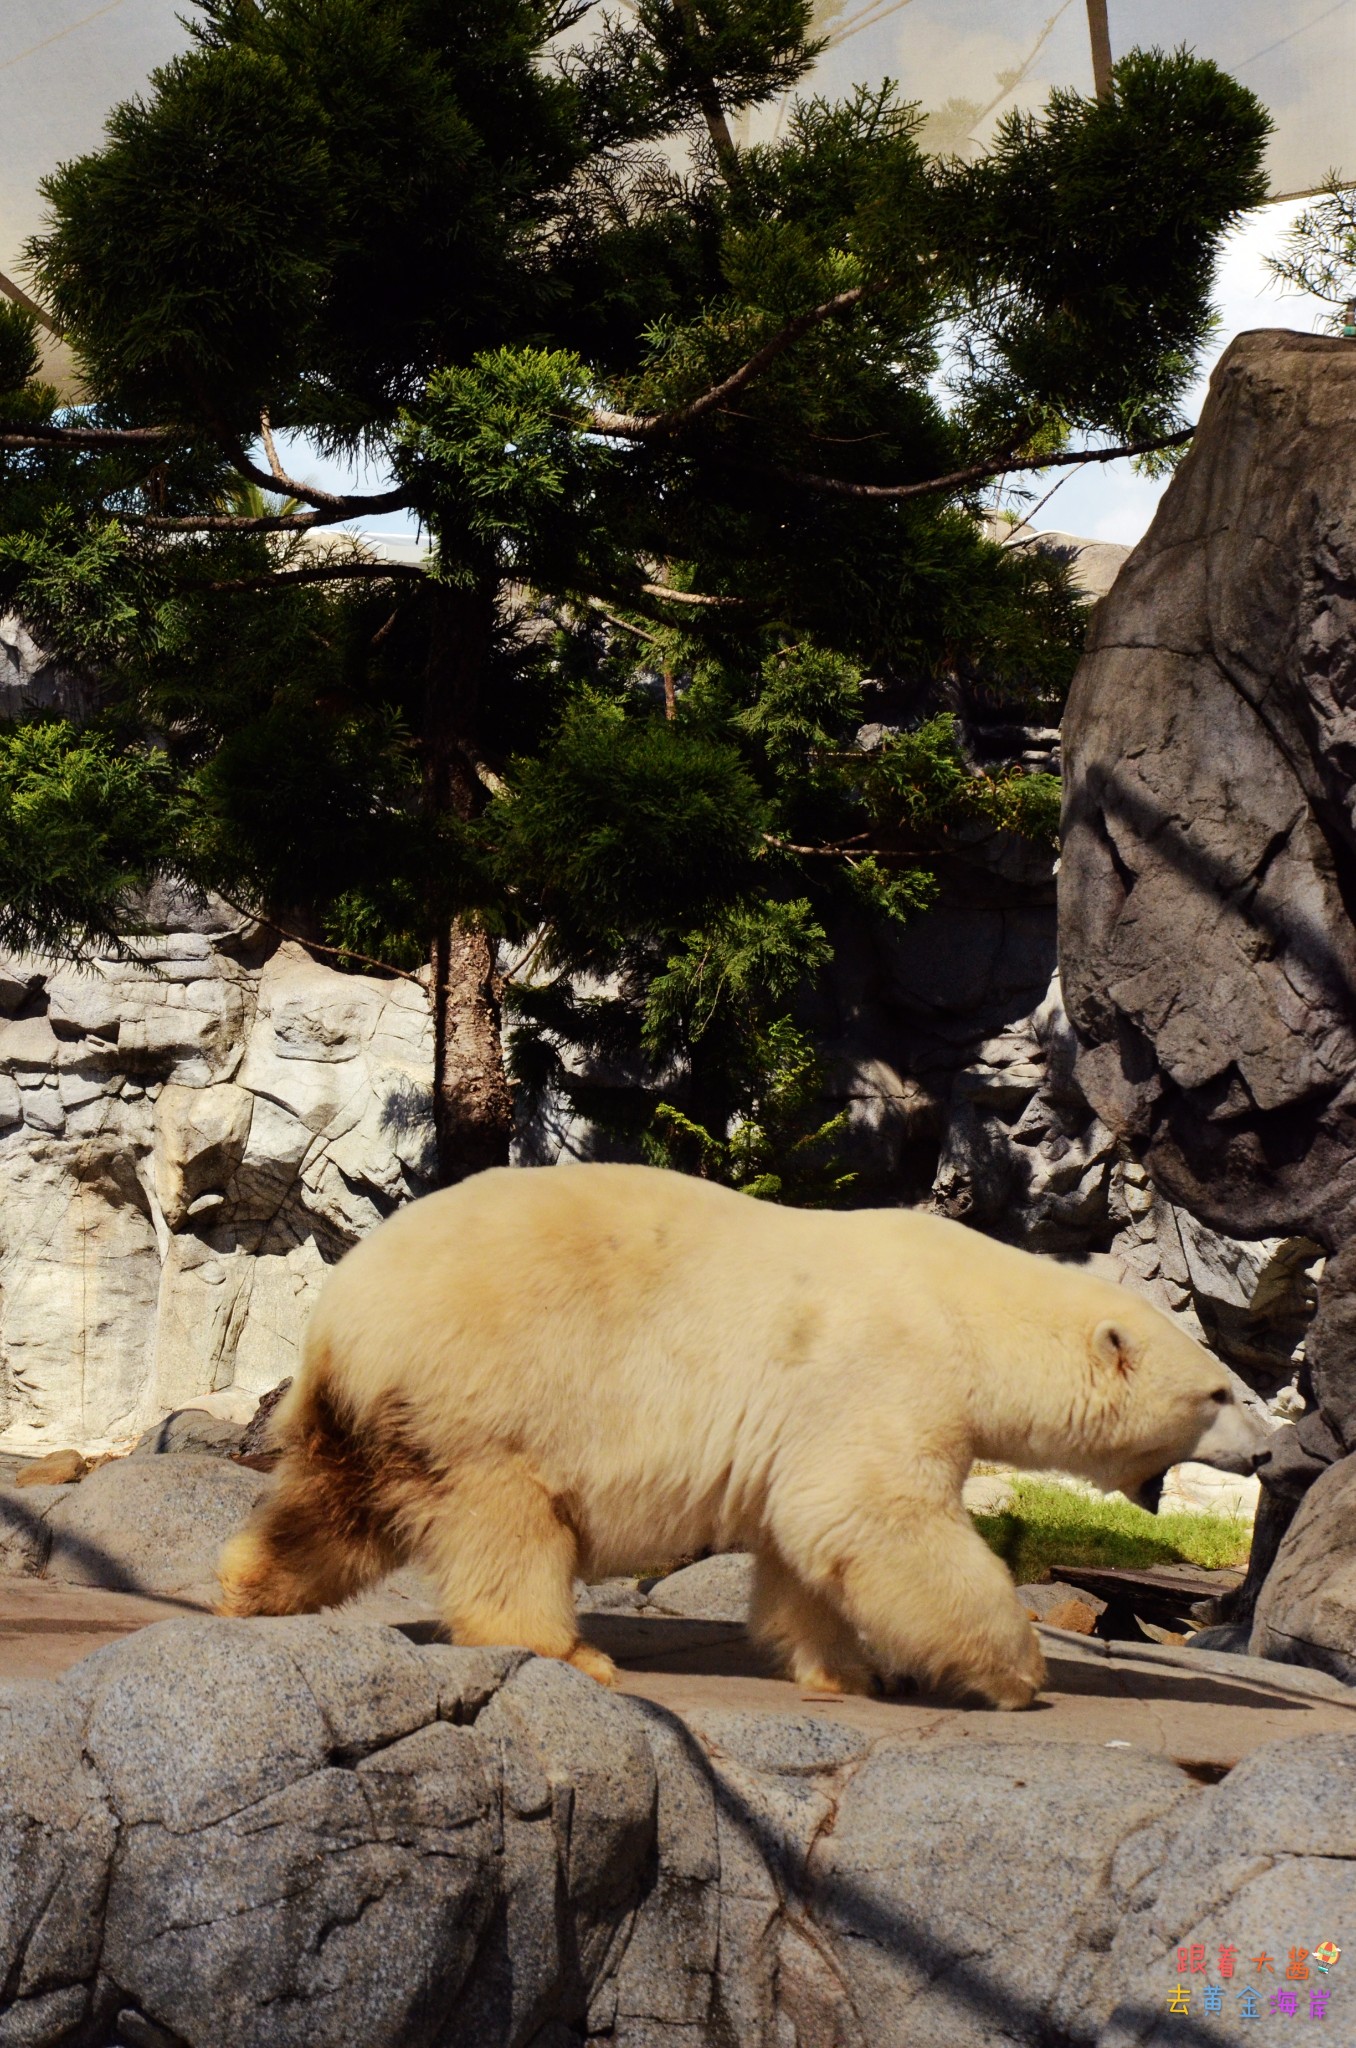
(0, 0), (1270, 1188)
(1269, 178), (1356, 327)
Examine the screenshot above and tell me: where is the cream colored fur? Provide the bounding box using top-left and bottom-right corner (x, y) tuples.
(219, 1162), (1263, 1708)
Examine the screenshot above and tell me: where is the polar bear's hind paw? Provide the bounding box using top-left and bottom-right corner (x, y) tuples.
(566, 1642), (620, 1686)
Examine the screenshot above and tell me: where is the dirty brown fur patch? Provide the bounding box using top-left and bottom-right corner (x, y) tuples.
(280, 1374), (440, 1556)
(217, 1367), (448, 1616)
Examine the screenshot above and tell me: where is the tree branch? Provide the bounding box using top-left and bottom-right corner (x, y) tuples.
(213, 889), (425, 983)
(591, 282), (884, 440)
(0, 421), (183, 448)
(0, 414), (415, 519)
(672, 0), (744, 193)
(762, 426), (1195, 502)
(764, 830), (878, 856)
(0, 270), (62, 337)
(258, 409), (289, 484)
(123, 511), (326, 533)
(208, 560), (427, 592)
(224, 441), (413, 517)
(640, 581), (746, 608)
(582, 598), (661, 644)
(460, 742), (508, 797)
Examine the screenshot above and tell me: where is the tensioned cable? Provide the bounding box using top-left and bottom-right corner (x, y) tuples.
(0, 0), (132, 74)
(1234, 0), (1352, 72)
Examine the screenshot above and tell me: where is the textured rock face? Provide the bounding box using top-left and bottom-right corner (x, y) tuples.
(925, 968), (1315, 1424)
(0, 1454), (270, 1600)
(1, 1615), (1351, 2048)
(1251, 1452), (1356, 1683)
(1061, 330), (1356, 1476)
(0, 891), (434, 1453)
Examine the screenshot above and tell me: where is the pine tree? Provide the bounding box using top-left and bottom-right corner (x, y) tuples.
(0, 0), (1269, 1187)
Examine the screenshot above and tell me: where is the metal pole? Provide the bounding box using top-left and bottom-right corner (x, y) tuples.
(1085, 0), (1113, 99)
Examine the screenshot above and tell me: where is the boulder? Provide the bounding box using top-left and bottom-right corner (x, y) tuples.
(1099, 1733), (1356, 2043)
(128, 1408), (247, 1460)
(1016, 1580), (1107, 1620)
(2, 1612), (1353, 2046)
(236, 1377), (292, 1459)
(14, 1448), (87, 1488)
(1061, 331), (1356, 1489)
(1250, 1452), (1356, 1683)
(812, 1739), (1188, 2045)
(646, 1553), (753, 1623)
(0, 1483), (65, 1573)
(37, 1454), (269, 1599)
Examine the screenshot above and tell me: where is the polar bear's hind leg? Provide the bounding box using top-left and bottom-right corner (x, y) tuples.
(419, 1453), (619, 1686)
(216, 1374), (407, 1617)
(749, 1548), (875, 1694)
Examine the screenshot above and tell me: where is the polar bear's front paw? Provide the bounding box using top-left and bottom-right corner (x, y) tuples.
(984, 1629), (1047, 1711)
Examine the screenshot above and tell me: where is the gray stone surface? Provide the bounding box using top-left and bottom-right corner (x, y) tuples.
(128, 1407), (247, 1459)
(41, 1454), (269, 1598)
(1250, 1451), (1356, 1683)
(0, 1485), (63, 1575)
(0, 1614), (1352, 2047)
(646, 1553), (753, 1624)
(812, 1739), (1190, 2047)
(1017, 1579), (1107, 1619)
(1097, 1735), (1356, 2045)
(1061, 330), (1356, 1482)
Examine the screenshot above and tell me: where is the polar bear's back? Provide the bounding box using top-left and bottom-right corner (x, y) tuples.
(296, 1165), (967, 1560)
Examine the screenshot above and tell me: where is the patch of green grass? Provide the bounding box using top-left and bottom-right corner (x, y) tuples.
(972, 1476), (1251, 1586)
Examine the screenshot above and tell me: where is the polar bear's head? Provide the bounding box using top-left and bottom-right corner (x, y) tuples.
(1075, 1295), (1267, 1508)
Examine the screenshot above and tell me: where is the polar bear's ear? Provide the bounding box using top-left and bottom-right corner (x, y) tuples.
(1092, 1321), (1136, 1377)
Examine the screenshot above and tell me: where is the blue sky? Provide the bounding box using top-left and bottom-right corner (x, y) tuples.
(1003, 199), (1332, 545)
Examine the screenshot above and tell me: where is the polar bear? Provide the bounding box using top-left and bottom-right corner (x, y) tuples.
(218, 1163), (1263, 1708)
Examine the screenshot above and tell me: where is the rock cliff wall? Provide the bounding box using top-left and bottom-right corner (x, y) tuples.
(1061, 328), (1356, 1589)
(0, 891), (434, 1452)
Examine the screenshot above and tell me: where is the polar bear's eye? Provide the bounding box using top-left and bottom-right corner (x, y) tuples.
(1209, 1388), (1230, 1404)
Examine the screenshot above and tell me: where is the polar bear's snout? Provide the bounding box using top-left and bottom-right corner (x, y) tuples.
(1184, 1388), (1270, 1476)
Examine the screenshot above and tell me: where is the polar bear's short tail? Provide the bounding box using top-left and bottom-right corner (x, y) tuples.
(215, 1338), (407, 1618)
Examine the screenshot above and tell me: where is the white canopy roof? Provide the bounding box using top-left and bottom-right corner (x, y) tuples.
(1, 0), (1350, 332)
(794, 0), (1352, 201)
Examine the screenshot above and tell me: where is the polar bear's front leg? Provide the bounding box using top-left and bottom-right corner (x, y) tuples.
(749, 1549), (876, 1694)
(825, 1506), (1046, 1710)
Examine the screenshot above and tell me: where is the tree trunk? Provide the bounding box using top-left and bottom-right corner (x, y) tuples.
(423, 579), (513, 1185)
(431, 916), (514, 1183)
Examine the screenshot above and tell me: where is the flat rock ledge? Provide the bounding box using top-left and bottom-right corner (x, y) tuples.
(3, 1615), (1353, 2048)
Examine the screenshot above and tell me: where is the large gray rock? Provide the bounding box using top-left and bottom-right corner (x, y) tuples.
(812, 1740), (1189, 2046)
(128, 1407), (247, 1459)
(1061, 330), (1356, 1456)
(0, 1680), (117, 2046)
(1097, 1733), (1356, 2045)
(40, 1454), (269, 1598)
(1, 1614), (1353, 2048)
(1250, 1452), (1356, 1683)
(646, 1553), (753, 1624)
